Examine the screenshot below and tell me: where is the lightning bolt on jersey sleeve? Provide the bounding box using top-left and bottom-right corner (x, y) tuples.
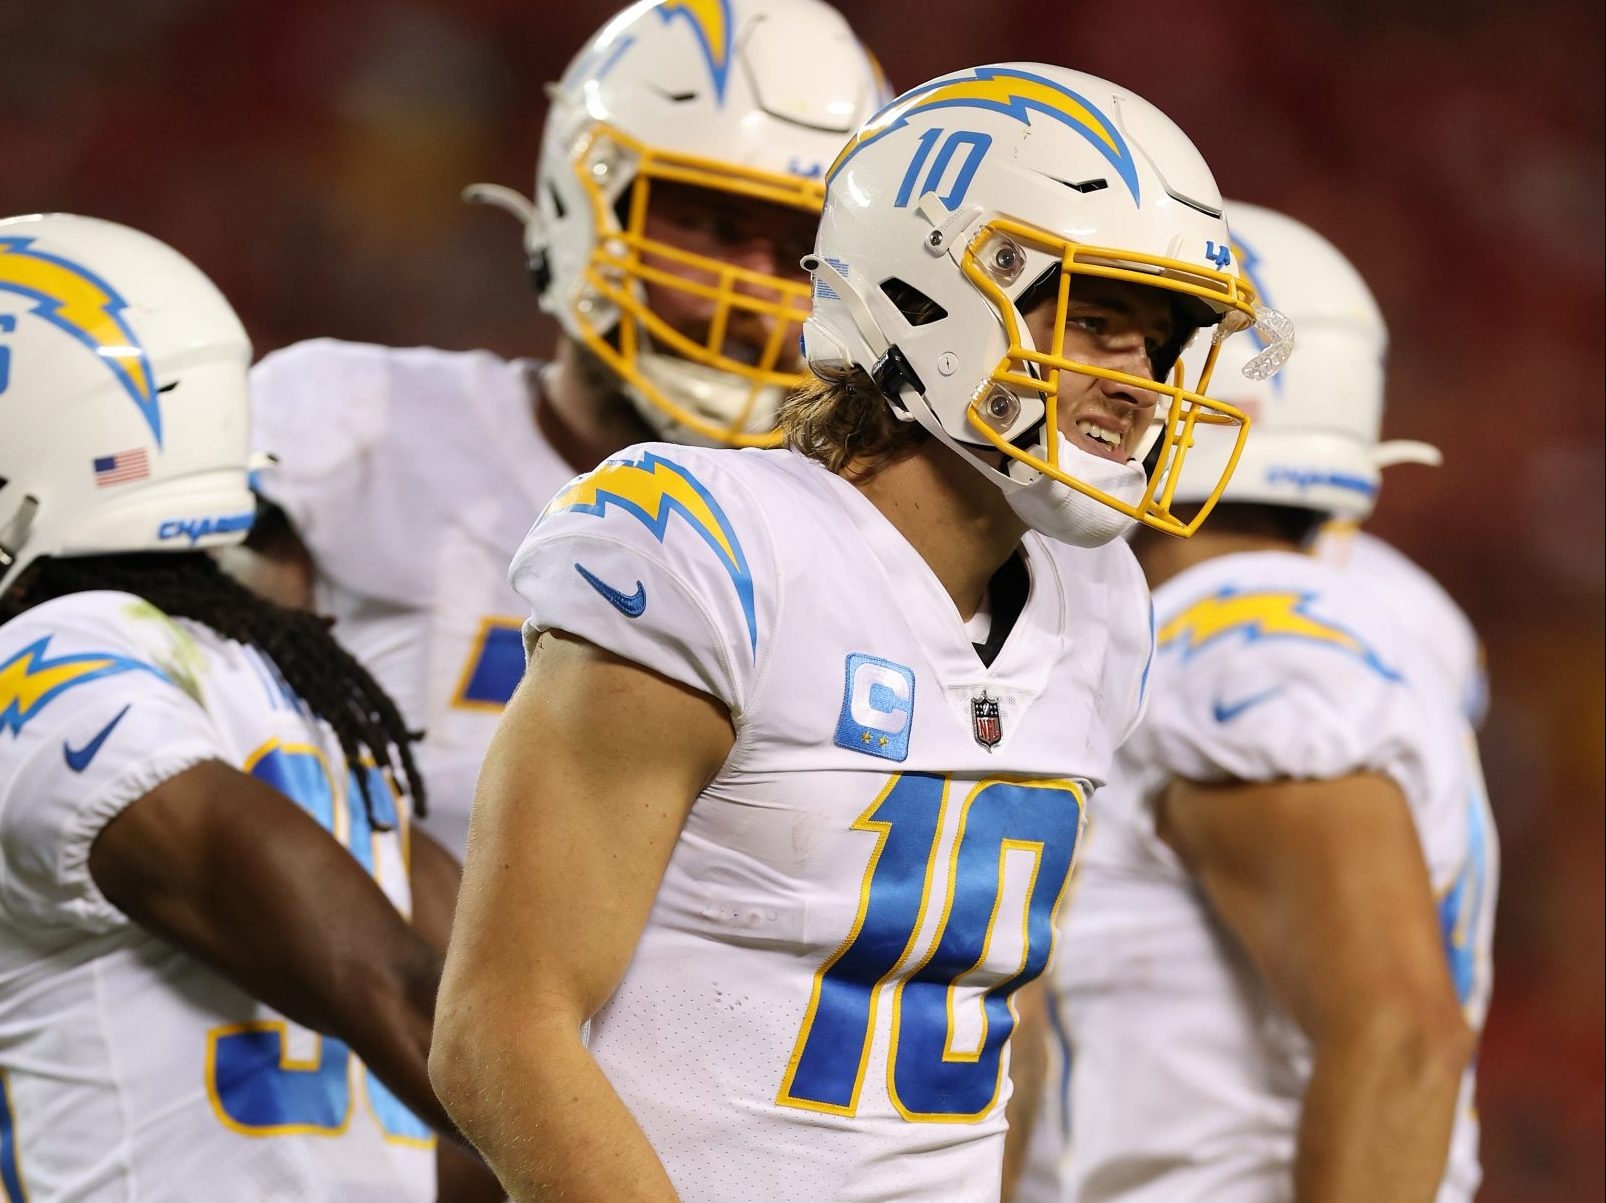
(509, 444), (776, 719)
(1133, 552), (1431, 800)
(0, 592), (224, 933)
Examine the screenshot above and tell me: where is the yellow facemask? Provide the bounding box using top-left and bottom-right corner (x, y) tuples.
(958, 215), (1270, 537)
(568, 124), (827, 448)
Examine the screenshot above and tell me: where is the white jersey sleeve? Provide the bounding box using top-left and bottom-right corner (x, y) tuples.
(1316, 526), (1489, 727)
(508, 445), (775, 718)
(0, 593), (225, 933)
(1135, 566), (1428, 801)
(252, 338), (526, 606)
(250, 340), (388, 558)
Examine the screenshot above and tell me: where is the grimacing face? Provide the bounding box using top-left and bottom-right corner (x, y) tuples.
(1021, 274), (1177, 465)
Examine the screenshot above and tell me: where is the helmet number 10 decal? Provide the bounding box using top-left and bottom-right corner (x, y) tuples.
(894, 129), (994, 212)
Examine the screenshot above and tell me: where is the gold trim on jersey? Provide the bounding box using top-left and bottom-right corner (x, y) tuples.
(0, 1065), (33, 1202)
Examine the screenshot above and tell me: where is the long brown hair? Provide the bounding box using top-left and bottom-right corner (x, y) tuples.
(778, 366), (928, 480)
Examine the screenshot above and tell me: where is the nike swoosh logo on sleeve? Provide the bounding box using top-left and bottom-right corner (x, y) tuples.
(1211, 687), (1284, 724)
(63, 704), (133, 773)
(574, 563), (647, 618)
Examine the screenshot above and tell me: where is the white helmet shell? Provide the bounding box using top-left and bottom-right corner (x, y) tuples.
(500, 0), (890, 447)
(0, 213), (254, 596)
(802, 64), (1274, 542)
(1172, 201), (1437, 521)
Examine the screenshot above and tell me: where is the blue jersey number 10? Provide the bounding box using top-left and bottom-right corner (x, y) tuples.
(779, 773), (1083, 1122)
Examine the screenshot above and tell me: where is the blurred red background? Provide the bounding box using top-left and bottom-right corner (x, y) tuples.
(3, 1), (1599, 1197)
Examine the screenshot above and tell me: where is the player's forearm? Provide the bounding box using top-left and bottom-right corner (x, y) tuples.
(1294, 1007), (1474, 1203)
(326, 947), (471, 1144)
(431, 1007), (682, 1203)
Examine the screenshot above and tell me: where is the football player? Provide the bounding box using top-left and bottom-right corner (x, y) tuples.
(1052, 202), (1496, 1203)
(233, 0), (891, 862)
(0, 214), (499, 1199)
(431, 64), (1272, 1202)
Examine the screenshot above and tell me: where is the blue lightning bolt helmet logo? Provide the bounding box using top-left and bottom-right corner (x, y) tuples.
(827, 66), (1142, 204)
(655, 0), (735, 103)
(0, 237), (163, 446)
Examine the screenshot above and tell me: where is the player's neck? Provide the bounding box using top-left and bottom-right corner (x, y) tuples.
(847, 443), (1027, 622)
(534, 339), (658, 473)
(1133, 528), (1302, 591)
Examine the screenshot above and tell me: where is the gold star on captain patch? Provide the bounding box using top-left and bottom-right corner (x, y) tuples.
(861, 731), (872, 743)
(878, 736), (888, 747)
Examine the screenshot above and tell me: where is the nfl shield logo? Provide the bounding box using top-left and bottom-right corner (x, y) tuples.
(971, 692), (1002, 750)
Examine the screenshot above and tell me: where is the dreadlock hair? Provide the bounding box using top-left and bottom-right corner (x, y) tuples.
(0, 551), (425, 825)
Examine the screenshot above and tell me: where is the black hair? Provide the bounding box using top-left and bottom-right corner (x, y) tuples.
(0, 551), (424, 824)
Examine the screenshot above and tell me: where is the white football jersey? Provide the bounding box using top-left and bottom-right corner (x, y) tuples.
(510, 444), (1155, 1203)
(251, 339), (576, 859)
(1055, 550), (1497, 1203)
(1316, 525), (1487, 727)
(0, 591), (433, 1201)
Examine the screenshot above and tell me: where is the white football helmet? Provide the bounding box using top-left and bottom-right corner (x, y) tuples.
(803, 64), (1285, 544)
(467, 0), (890, 448)
(0, 213), (255, 597)
(1170, 201), (1440, 522)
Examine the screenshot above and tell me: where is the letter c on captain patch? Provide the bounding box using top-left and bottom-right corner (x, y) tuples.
(834, 653), (915, 762)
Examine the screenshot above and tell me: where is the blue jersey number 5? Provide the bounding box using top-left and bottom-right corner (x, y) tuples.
(205, 743), (433, 1145)
(779, 773), (1082, 1121)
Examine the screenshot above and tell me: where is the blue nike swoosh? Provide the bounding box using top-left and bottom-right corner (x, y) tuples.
(63, 704), (132, 773)
(574, 563), (647, 618)
(1212, 687), (1284, 723)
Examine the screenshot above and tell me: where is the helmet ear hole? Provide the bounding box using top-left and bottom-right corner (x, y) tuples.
(878, 278), (948, 327)
(528, 248), (553, 296)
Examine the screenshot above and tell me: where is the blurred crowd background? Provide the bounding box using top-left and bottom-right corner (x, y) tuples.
(3, 0), (1600, 1197)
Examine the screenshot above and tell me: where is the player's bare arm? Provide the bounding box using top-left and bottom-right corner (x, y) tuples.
(1159, 773), (1476, 1203)
(85, 757), (467, 1146)
(409, 822), (464, 957)
(402, 828), (508, 1202)
(431, 630), (735, 1203)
